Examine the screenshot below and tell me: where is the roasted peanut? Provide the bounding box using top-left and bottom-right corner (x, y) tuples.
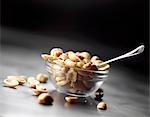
(27, 77), (40, 88)
(56, 80), (68, 86)
(59, 53), (68, 60)
(7, 75), (27, 85)
(76, 62), (84, 68)
(97, 101), (107, 110)
(98, 64), (110, 71)
(41, 54), (52, 61)
(50, 48), (63, 57)
(66, 68), (77, 87)
(38, 93), (53, 105)
(92, 60), (103, 66)
(91, 56), (100, 62)
(53, 59), (65, 66)
(32, 85), (48, 96)
(68, 51), (80, 62)
(78, 52), (91, 60)
(83, 58), (90, 64)
(3, 79), (19, 88)
(64, 59), (76, 67)
(55, 76), (66, 82)
(36, 73), (48, 83)
(82, 62), (92, 69)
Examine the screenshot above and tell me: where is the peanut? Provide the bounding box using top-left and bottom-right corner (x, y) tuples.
(32, 85), (48, 96)
(97, 101), (107, 110)
(68, 51), (80, 62)
(59, 53), (68, 60)
(55, 76), (66, 82)
(36, 73), (48, 83)
(27, 77), (40, 88)
(91, 56), (100, 63)
(56, 80), (68, 86)
(64, 59), (76, 68)
(7, 75), (27, 85)
(78, 52), (91, 60)
(98, 64), (110, 71)
(50, 48), (63, 57)
(76, 62), (84, 68)
(3, 79), (19, 88)
(38, 93), (53, 105)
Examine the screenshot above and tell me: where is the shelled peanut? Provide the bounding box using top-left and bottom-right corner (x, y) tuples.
(41, 48), (110, 94)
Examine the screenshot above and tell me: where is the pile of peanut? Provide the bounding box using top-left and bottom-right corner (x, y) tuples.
(41, 48), (110, 93)
(3, 74), (53, 105)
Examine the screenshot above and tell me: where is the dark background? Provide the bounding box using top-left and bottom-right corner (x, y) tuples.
(1, 0), (149, 76)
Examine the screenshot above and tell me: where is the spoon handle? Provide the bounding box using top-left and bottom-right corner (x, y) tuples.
(100, 45), (145, 66)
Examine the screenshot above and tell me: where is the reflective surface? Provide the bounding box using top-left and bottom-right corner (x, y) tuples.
(0, 45), (149, 117)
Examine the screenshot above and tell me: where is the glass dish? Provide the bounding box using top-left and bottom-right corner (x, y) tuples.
(46, 61), (109, 97)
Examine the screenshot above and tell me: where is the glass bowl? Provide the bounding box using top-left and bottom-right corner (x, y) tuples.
(46, 61), (109, 97)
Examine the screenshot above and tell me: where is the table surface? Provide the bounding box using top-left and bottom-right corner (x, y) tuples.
(0, 45), (149, 117)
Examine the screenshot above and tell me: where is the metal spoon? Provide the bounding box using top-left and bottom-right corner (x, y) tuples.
(99, 45), (145, 66)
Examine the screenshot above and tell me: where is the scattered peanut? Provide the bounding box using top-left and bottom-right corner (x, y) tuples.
(32, 85), (48, 96)
(38, 93), (53, 105)
(7, 75), (27, 85)
(3, 79), (19, 88)
(27, 77), (40, 88)
(36, 73), (48, 83)
(97, 101), (107, 110)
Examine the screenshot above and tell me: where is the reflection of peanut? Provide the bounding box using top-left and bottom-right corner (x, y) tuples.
(65, 96), (78, 104)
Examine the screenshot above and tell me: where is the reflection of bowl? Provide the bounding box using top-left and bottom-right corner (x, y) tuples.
(46, 61), (109, 97)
